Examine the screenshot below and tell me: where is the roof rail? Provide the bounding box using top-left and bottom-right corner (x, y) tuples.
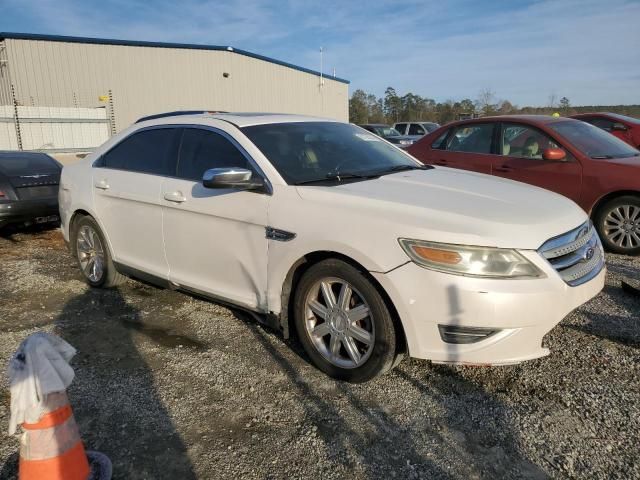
(135, 110), (228, 123)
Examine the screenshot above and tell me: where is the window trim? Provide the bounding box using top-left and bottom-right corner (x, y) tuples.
(497, 121), (575, 163)
(94, 124), (272, 195)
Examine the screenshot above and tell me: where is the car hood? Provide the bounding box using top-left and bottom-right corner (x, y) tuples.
(384, 135), (419, 143)
(295, 167), (587, 250)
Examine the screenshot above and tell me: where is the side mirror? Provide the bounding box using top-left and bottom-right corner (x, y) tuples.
(202, 168), (264, 190)
(542, 148), (567, 161)
(612, 122), (628, 132)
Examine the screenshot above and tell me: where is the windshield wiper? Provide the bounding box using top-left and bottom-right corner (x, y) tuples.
(294, 171), (377, 186)
(371, 164), (432, 175)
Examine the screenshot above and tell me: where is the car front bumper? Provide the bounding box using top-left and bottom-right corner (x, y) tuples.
(372, 251), (605, 365)
(0, 198), (59, 228)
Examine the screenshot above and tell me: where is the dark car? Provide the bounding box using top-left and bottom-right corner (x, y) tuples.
(570, 112), (640, 149)
(0, 151), (62, 229)
(357, 124), (419, 148)
(407, 115), (640, 255)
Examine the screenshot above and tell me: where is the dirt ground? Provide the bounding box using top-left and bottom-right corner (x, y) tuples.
(0, 226), (638, 479)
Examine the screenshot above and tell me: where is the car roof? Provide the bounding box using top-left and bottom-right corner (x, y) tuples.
(447, 115), (574, 127)
(137, 111), (342, 128)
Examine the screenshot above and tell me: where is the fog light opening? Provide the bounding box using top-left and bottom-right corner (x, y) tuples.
(438, 325), (500, 344)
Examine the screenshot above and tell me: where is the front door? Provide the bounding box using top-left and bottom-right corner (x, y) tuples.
(92, 127), (181, 278)
(491, 122), (582, 203)
(161, 126), (270, 311)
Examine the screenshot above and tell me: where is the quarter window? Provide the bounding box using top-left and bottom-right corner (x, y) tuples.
(102, 128), (180, 176)
(501, 124), (560, 159)
(431, 130), (449, 149)
(177, 128), (251, 181)
(445, 123), (494, 154)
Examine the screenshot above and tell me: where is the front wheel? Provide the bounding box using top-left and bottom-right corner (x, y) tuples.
(293, 259), (400, 382)
(594, 196), (640, 255)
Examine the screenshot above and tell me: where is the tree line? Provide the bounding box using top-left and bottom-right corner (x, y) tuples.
(349, 87), (640, 125)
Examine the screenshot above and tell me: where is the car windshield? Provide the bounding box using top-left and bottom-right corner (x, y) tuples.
(242, 122), (425, 185)
(605, 113), (640, 125)
(373, 126), (402, 137)
(0, 153), (60, 176)
(549, 121), (640, 159)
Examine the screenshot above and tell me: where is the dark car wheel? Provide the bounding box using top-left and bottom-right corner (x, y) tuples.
(594, 195), (640, 255)
(293, 259), (400, 382)
(71, 216), (126, 287)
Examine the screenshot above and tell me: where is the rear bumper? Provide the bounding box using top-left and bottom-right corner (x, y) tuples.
(372, 253), (605, 366)
(0, 198), (59, 227)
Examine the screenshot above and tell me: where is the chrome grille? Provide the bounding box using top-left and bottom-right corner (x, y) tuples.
(539, 221), (605, 287)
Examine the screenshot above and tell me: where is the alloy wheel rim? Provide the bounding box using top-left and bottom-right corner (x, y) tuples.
(304, 277), (374, 369)
(76, 225), (105, 282)
(604, 205), (640, 249)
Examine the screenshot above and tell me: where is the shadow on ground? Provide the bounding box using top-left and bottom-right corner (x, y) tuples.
(0, 288), (197, 480)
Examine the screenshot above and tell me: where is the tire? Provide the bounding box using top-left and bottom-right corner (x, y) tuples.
(594, 195), (640, 256)
(293, 259), (398, 382)
(71, 216), (127, 287)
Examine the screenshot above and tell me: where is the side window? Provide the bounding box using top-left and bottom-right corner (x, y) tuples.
(409, 124), (426, 136)
(431, 130), (449, 149)
(445, 123), (494, 154)
(102, 128), (180, 175)
(501, 124), (561, 159)
(395, 123), (407, 135)
(177, 128), (251, 181)
(589, 117), (616, 131)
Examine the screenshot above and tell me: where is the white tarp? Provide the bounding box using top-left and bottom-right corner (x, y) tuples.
(7, 332), (76, 434)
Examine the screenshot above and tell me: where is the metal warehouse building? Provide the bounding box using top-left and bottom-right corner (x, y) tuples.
(0, 32), (349, 152)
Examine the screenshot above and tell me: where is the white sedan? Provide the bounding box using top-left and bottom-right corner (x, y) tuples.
(59, 112), (605, 382)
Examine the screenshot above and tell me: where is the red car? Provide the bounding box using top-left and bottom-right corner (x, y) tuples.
(407, 115), (640, 255)
(570, 112), (640, 149)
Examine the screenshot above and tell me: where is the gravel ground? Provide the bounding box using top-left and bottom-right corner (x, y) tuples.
(0, 226), (638, 479)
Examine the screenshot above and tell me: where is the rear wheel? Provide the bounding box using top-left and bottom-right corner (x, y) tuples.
(594, 195), (640, 255)
(71, 216), (126, 287)
(293, 259), (399, 382)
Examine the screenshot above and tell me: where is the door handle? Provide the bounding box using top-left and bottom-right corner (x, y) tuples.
(163, 191), (186, 203)
(495, 165), (513, 173)
(94, 179), (110, 190)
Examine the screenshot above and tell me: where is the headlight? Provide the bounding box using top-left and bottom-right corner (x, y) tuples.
(398, 239), (545, 278)
(399, 140), (413, 145)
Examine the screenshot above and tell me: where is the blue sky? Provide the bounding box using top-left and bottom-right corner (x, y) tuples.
(2, 0), (639, 106)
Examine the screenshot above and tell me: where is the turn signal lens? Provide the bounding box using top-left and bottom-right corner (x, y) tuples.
(398, 238), (545, 279)
(412, 246), (462, 265)
(0, 190), (6, 198)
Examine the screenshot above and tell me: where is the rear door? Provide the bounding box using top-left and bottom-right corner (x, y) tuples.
(432, 122), (495, 174)
(394, 123), (408, 135)
(491, 122), (582, 202)
(92, 126), (181, 278)
(161, 126), (270, 311)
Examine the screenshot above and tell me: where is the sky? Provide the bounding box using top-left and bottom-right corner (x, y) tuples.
(1, 0), (639, 106)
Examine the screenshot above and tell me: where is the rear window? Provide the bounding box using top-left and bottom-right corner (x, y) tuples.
(0, 154), (60, 176)
(550, 121), (640, 159)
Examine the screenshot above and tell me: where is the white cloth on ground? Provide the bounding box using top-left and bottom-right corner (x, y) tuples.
(7, 332), (76, 434)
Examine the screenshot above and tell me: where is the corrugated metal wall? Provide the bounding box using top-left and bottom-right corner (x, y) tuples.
(3, 38), (349, 132)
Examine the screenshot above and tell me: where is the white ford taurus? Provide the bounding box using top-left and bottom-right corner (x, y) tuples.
(59, 112), (605, 382)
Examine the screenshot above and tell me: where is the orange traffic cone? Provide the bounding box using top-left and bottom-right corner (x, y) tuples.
(18, 391), (90, 480)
